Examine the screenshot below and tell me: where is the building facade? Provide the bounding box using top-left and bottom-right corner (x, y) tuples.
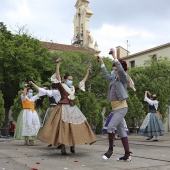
(117, 43), (170, 68)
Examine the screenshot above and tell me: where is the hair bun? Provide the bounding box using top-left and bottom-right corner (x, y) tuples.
(112, 59), (127, 71)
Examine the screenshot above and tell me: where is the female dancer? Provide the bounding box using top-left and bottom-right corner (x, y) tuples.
(138, 91), (164, 141)
(30, 81), (61, 147)
(38, 58), (96, 155)
(14, 83), (40, 145)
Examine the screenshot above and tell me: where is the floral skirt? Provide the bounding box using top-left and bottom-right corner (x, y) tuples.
(138, 112), (164, 137)
(14, 109), (40, 140)
(37, 104), (96, 146)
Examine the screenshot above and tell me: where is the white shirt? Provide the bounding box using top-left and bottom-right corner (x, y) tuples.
(38, 88), (61, 103)
(21, 94), (39, 102)
(144, 97), (158, 110)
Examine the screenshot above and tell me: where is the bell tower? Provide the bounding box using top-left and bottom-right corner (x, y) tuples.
(72, 0), (100, 54)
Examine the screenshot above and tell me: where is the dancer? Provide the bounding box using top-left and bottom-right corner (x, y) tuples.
(38, 58), (96, 155)
(14, 83), (40, 145)
(138, 91), (164, 141)
(97, 48), (132, 161)
(30, 81), (61, 147)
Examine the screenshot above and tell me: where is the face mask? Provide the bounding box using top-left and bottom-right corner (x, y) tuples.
(110, 70), (115, 78)
(27, 92), (33, 97)
(65, 80), (73, 87)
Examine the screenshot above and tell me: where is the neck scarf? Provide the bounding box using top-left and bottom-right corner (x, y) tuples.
(62, 83), (75, 100)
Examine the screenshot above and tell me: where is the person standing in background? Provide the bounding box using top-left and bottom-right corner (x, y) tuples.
(9, 121), (15, 137)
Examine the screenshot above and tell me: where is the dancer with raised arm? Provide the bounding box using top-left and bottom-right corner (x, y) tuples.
(14, 83), (40, 146)
(97, 48), (133, 161)
(138, 91), (164, 141)
(38, 58), (96, 155)
(30, 81), (61, 147)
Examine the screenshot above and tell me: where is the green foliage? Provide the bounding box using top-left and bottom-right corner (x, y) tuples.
(126, 94), (145, 127)
(10, 90), (22, 122)
(77, 91), (102, 128)
(95, 112), (103, 134)
(0, 90), (5, 127)
(127, 57), (170, 123)
(0, 22), (55, 111)
(41, 97), (50, 119)
(5, 21), (170, 134)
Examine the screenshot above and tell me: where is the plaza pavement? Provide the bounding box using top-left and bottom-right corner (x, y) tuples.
(0, 133), (170, 170)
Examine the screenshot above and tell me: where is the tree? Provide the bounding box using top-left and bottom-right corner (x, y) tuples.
(127, 57), (170, 123)
(10, 90), (23, 122)
(0, 90), (5, 127)
(0, 22), (55, 128)
(126, 94), (145, 128)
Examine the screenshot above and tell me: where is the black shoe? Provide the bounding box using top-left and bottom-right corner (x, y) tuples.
(153, 139), (158, 141)
(47, 144), (52, 147)
(147, 136), (153, 140)
(70, 146), (75, 153)
(56, 144), (62, 149)
(117, 152), (132, 161)
(61, 150), (68, 156)
(61, 144), (68, 156)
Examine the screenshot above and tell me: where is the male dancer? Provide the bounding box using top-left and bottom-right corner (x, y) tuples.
(97, 48), (132, 161)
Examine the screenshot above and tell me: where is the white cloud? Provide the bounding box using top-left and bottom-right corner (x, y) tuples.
(91, 24), (161, 56)
(1, 0), (170, 58)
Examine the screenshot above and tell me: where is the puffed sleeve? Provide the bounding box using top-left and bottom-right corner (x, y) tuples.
(31, 94), (40, 102)
(144, 97), (158, 110)
(52, 90), (61, 103)
(78, 81), (85, 91)
(21, 94), (26, 102)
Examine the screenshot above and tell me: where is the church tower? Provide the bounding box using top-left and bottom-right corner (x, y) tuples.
(72, 0), (100, 54)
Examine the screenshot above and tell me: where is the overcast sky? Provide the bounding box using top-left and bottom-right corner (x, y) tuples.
(1, 0), (170, 57)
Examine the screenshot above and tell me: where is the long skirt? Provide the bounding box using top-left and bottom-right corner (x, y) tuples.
(103, 113), (129, 134)
(138, 112), (164, 137)
(38, 104), (96, 146)
(40, 106), (56, 127)
(14, 109), (40, 140)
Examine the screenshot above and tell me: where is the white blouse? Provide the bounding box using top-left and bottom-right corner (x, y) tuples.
(38, 88), (61, 103)
(21, 94), (39, 102)
(144, 97), (158, 110)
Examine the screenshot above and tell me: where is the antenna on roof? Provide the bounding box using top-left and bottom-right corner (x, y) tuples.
(127, 40), (130, 57)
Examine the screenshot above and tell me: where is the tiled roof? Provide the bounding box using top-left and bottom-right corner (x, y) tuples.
(41, 41), (89, 52)
(122, 42), (170, 59)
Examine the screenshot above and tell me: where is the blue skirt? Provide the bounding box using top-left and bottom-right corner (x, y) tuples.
(138, 112), (164, 137)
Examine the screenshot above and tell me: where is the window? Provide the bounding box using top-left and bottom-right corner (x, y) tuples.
(130, 60), (135, 68)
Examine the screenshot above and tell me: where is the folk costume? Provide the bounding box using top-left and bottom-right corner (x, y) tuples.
(37, 74), (96, 150)
(138, 95), (164, 141)
(101, 58), (132, 161)
(38, 88), (61, 127)
(37, 87), (61, 147)
(103, 117), (129, 135)
(14, 94), (40, 145)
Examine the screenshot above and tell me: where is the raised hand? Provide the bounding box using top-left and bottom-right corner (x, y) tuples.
(56, 58), (62, 63)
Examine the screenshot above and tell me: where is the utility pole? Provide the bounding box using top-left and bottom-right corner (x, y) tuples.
(127, 40), (129, 57)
